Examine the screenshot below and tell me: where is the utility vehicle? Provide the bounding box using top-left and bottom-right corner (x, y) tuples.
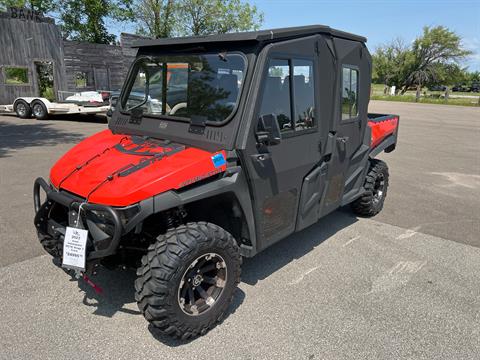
(33, 25), (399, 339)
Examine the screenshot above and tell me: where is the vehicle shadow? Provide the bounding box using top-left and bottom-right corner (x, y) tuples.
(242, 208), (357, 285)
(48, 114), (108, 123)
(72, 208), (356, 346)
(73, 264), (246, 347)
(148, 208), (357, 346)
(74, 267), (140, 318)
(0, 120), (85, 158)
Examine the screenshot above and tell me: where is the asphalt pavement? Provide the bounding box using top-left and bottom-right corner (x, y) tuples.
(0, 102), (479, 359)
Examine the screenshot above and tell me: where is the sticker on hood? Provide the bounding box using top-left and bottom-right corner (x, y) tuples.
(211, 153), (226, 168)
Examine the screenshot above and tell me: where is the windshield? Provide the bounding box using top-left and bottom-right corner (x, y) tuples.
(121, 53), (246, 123)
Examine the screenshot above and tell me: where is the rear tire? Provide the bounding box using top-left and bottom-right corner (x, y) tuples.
(135, 222), (241, 340)
(351, 159), (389, 217)
(14, 100), (31, 119)
(31, 100), (49, 120)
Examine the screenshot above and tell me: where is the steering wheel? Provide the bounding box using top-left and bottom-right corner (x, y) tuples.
(146, 98), (171, 114)
(169, 102), (187, 115)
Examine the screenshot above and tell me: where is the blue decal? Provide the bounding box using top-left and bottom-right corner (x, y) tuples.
(211, 153), (226, 168)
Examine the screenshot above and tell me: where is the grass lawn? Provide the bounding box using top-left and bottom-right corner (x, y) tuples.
(371, 84), (479, 107)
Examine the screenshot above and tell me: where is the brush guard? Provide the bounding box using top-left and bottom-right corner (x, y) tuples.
(34, 177), (123, 262)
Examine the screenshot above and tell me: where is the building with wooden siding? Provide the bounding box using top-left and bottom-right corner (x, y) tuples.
(0, 7), (145, 104)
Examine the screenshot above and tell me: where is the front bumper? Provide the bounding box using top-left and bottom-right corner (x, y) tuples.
(34, 177), (123, 261)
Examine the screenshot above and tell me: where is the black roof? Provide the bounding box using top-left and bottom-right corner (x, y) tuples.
(133, 25), (367, 48)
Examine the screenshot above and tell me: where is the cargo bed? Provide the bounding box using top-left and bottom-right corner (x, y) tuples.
(367, 113), (399, 156)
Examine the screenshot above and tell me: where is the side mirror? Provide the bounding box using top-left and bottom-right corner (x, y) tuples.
(256, 114), (281, 146)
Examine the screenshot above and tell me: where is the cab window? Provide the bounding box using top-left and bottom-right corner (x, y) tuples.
(341, 66), (359, 120)
(259, 58), (315, 135)
(293, 59), (315, 130)
(259, 59), (292, 133)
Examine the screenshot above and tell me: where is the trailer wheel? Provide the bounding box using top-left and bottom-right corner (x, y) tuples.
(135, 222), (241, 340)
(351, 159), (389, 217)
(31, 100), (49, 120)
(14, 100), (32, 119)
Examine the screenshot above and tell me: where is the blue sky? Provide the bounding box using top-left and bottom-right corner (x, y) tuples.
(113, 0), (480, 71)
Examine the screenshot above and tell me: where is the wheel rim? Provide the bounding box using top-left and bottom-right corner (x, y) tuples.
(16, 103), (26, 116)
(33, 104), (43, 117)
(373, 173), (385, 204)
(177, 252), (227, 316)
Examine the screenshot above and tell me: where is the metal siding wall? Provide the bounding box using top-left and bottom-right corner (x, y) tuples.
(63, 41), (126, 92)
(0, 12), (149, 104)
(0, 14), (67, 104)
(120, 33), (145, 85)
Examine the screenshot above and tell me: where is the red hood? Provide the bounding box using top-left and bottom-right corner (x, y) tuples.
(50, 130), (227, 206)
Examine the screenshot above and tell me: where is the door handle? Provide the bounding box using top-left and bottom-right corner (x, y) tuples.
(336, 136), (349, 152)
(252, 153), (271, 162)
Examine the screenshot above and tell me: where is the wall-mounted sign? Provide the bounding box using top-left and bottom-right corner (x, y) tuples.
(8, 7), (53, 24)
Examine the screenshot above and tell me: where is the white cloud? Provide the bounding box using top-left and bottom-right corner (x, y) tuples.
(462, 37), (480, 71)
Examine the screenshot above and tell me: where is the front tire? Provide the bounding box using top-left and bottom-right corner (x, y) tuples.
(135, 222), (241, 340)
(351, 159), (389, 217)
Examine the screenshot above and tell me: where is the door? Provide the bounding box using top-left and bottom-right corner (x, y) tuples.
(34, 61), (55, 100)
(242, 37), (322, 251)
(94, 67), (110, 90)
(319, 38), (371, 216)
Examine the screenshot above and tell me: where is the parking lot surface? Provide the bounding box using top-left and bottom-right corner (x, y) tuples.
(0, 102), (479, 359)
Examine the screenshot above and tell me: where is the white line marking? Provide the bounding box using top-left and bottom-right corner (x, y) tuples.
(343, 235), (361, 247)
(396, 226), (421, 239)
(431, 172), (480, 189)
(369, 260), (428, 293)
(289, 266), (319, 285)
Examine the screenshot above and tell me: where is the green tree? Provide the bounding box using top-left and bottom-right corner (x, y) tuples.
(372, 38), (412, 94)
(133, 0), (263, 38)
(177, 0), (263, 36)
(59, 0), (132, 44)
(269, 66), (284, 78)
(466, 71), (480, 83)
(405, 26), (471, 100)
(372, 26), (472, 100)
(135, 0), (176, 38)
(0, 0), (56, 13)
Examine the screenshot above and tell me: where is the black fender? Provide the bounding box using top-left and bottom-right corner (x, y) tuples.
(369, 135), (396, 158)
(125, 168), (257, 257)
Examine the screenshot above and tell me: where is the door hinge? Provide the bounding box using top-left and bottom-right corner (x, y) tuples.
(188, 115), (207, 135)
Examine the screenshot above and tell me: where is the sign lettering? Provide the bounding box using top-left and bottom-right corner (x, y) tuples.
(9, 7), (47, 23)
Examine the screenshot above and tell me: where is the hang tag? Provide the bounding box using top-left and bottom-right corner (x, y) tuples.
(62, 227), (88, 271)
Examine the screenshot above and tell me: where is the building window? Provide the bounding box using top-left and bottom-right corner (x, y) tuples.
(75, 71), (93, 89)
(341, 66), (359, 120)
(4, 67), (29, 85)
